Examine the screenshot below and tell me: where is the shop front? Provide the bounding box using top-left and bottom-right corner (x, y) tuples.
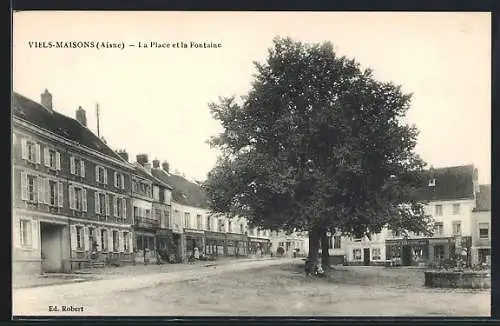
(386, 238), (429, 266)
(184, 229), (205, 258)
(204, 231), (226, 256)
(428, 236), (472, 266)
(134, 231), (156, 265)
(248, 237), (271, 256)
(226, 233), (248, 256)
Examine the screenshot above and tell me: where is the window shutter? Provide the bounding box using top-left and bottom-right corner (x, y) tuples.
(58, 182), (64, 207)
(70, 156), (76, 175)
(95, 166), (99, 182)
(44, 179), (50, 204)
(108, 229), (113, 252)
(20, 171), (28, 200)
(13, 218), (20, 248)
(69, 185), (75, 209)
(95, 192), (100, 214)
(122, 199), (127, 220)
(114, 172), (118, 187)
(21, 138), (28, 159)
(70, 225), (77, 251)
(32, 220), (39, 250)
(103, 168), (108, 184)
(95, 228), (102, 252)
(44, 148), (50, 167)
(35, 144), (41, 164)
(105, 194), (110, 216)
(80, 160), (86, 178)
(119, 232), (124, 252)
(121, 174), (125, 189)
(113, 196), (118, 217)
(56, 152), (61, 170)
(37, 177), (44, 203)
(82, 188), (87, 212)
(129, 232), (134, 253)
(83, 227), (89, 251)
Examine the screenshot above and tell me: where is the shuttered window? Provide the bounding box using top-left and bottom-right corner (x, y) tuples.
(19, 219), (32, 247)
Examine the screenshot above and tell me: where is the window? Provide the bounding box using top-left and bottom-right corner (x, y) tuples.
(20, 219), (32, 247)
(153, 186), (160, 201)
(372, 248), (381, 260)
(43, 148), (60, 170)
(434, 245), (445, 260)
(69, 185), (87, 212)
(334, 236), (341, 249)
(207, 216), (212, 231)
(240, 224), (244, 234)
(155, 208), (162, 220)
(164, 209), (170, 228)
(164, 190), (171, 204)
(479, 223), (489, 239)
(428, 178), (436, 187)
(197, 214), (202, 230)
(101, 229), (108, 251)
(71, 157), (86, 178)
(452, 203), (460, 215)
(452, 221), (462, 235)
(114, 172), (125, 189)
(48, 180), (57, 206)
(27, 174), (38, 202)
(218, 219), (224, 232)
(22, 139), (40, 163)
(435, 205), (443, 216)
(328, 236), (333, 249)
(89, 227), (95, 250)
(145, 209), (151, 219)
(132, 180), (138, 193)
(184, 212), (190, 228)
(228, 221), (233, 233)
(123, 232), (129, 252)
(95, 166), (107, 184)
(353, 248), (362, 260)
(257, 229), (261, 237)
(114, 197), (127, 218)
(112, 231), (118, 252)
(76, 226), (83, 250)
(434, 222), (444, 236)
(97, 193), (107, 215)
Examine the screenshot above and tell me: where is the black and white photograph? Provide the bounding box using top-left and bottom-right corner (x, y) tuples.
(12, 11), (491, 317)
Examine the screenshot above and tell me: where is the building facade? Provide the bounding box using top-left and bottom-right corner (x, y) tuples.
(471, 184), (491, 266)
(13, 90), (134, 278)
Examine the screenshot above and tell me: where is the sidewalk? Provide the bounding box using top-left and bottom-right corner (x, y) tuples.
(13, 256), (280, 289)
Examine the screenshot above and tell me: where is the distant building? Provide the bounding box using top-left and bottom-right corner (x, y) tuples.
(471, 184), (491, 266)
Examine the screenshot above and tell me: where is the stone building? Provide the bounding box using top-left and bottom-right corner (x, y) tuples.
(12, 90), (134, 279)
(471, 184), (491, 266)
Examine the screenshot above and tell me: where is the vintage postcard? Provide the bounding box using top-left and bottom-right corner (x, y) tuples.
(12, 11), (491, 317)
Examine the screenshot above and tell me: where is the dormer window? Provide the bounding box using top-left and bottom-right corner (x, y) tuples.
(428, 179), (436, 187)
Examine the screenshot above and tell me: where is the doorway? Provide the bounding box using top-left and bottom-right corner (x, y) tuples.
(402, 245), (412, 266)
(40, 222), (64, 273)
(363, 248), (370, 266)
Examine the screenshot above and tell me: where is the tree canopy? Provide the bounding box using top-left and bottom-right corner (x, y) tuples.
(203, 37), (433, 239)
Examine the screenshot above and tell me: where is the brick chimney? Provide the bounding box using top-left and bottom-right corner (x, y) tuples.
(75, 106), (87, 126)
(152, 159), (160, 169)
(162, 161), (170, 173)
(40, 89), (53, 112)
(116, 150), (129, 162)
(136, 154), (148, 166)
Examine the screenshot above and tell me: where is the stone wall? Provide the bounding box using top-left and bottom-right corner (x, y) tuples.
(424, 271), (490, 289)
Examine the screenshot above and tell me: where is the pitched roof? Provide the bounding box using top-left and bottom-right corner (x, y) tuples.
(414, 164), (476, 201)
(474, 184), (491, 212)
(151, 168), (209, 209)
(13, 92), (125, 162)
(132, 163), (172, 189)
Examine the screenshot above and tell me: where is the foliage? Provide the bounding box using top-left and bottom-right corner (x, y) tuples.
(204, 36), (433, 243)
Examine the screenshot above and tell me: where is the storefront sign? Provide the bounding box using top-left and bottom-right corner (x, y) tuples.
(171, 224), (183, 234)
(386, 238), (428, 246)
(428, 237), (452, 245)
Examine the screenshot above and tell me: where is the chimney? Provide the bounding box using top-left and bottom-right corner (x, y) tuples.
(136, 154), (148, 166)
(162, 161), (170, 173)
(144, 162), (152, 174)
(75, 106), (87, 126)
(116, 149), (129, 162)
(152, 159), (160, 169)
(40, 89), (53, 111)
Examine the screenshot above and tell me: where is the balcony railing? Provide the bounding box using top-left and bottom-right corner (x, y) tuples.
(134, 217), (160, 229)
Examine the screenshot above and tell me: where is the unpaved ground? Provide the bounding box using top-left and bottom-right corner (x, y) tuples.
(13, 261), (490, 317)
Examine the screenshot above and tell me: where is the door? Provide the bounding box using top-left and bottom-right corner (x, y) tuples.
(40, 223), (63, 273)
(363, 248), (370, 266)
(402, 245), (412, 266)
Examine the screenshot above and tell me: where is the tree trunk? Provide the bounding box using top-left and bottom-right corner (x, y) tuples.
(321, 230), (330, 269)
(305, 227), (323, 275)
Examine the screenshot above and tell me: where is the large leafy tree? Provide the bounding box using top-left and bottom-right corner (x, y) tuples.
(204, 37), (433, 273)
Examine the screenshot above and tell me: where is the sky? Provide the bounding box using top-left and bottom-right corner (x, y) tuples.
(13, 12), (491, 184)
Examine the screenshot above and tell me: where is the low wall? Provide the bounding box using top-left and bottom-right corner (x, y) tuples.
(424, 270), (490, 289)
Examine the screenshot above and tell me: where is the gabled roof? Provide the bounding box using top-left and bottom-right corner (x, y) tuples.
(474, 184), (491, 212)
(152, 168), (209, 209)
(13, 92), (126, 162)
(414, 164), (476, 201)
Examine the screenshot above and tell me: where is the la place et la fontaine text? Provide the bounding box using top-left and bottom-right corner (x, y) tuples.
(138, 41), (222, 49)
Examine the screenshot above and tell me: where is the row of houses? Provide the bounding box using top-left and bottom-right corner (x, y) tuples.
(12, 90), (280, 279)
(324, 165), (491, 267)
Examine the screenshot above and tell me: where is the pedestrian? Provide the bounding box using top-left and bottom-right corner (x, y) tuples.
(194, 246), (200, 260)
